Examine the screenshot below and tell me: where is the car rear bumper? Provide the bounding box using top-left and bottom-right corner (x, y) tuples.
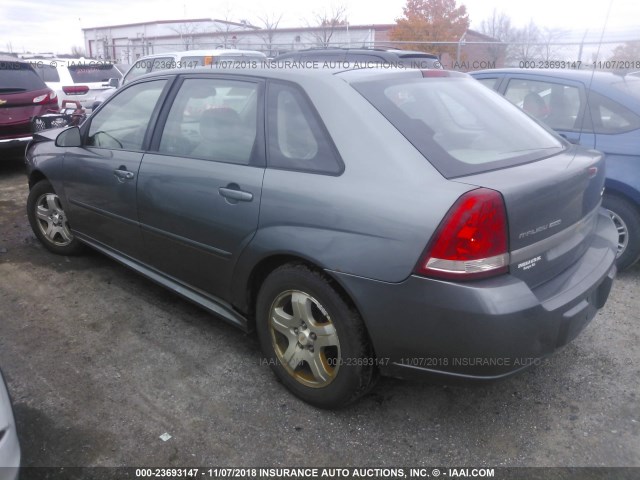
(0, 369), (20, 477)
(330, 209), (618, 380)
(0, 136), (31, 150)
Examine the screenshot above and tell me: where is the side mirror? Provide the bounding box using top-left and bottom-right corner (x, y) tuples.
(104, 77), (119, 88)
(55, 126), (82, 147)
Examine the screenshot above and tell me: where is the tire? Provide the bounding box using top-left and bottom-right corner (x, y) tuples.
(27, 180), (83, 256)
(603, 195), (640, 271)
(256, 264), (376, 409)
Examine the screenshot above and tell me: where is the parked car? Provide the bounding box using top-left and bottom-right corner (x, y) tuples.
(28, 58), (123, 110)
(471, 68), (640, 270)
(273, 47), (443, 69)
(0, 368), (20, 478)
(91, 49), (267, 110)
(25, 67), (616, 408)
(0, 55), (58, 151)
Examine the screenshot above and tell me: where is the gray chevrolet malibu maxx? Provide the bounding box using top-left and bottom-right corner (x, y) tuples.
(25, 67), (617, 408)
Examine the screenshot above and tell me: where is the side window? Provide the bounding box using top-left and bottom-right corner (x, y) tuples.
(122, 60), (150, 85)
(505, 78), (583, 131)
(266, 82), (343, 175)
(87, 79), (166, 150)
(37, 65), (60, 83)
(158, 78), (258, 165)
(476, 77), (499, 90)
(587, 91), (640, 134)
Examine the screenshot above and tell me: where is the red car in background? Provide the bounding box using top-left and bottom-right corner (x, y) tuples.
(1, 55), (58, 152)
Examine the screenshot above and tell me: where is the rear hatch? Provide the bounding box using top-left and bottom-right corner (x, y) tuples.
(350, 70), (607, 286)
(454, 148), (605, 287)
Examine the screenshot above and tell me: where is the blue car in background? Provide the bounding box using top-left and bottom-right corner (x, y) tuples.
(471, 69), (640, 270)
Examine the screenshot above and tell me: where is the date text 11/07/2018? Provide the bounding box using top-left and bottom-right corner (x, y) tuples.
(134, 467), (497, 478)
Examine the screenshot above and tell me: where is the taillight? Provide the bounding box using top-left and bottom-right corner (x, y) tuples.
(33, 91), (57, 104)
(421, 70), (450, 77)
(415, 188), (509, 280)
(421, 70), (467, 78)
(62, 85), (89, 95)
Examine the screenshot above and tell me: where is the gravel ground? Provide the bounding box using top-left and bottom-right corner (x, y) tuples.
(0, 154), (638, 473)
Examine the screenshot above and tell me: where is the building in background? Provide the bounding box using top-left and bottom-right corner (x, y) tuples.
(82, 18), (503, 69)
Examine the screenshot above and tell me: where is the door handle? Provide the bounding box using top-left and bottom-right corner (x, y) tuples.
(219, 187), (253, 202)
(113, 169), (135, 180)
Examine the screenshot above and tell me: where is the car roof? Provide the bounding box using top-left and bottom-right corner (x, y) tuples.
(131, 65), (466, 85)
(471, 68), (633, 84)
(0, 54), (31, 64)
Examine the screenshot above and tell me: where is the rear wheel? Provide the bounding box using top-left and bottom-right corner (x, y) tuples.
(256, 264), (376, 408)
(603, 195), (640, 270)
(27, 180), (83, 256)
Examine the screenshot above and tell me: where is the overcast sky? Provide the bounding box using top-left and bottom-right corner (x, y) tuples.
(1, 0), (638, 54)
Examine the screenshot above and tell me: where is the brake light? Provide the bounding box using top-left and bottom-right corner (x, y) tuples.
(415, 188), (509, 280)
(62, 85), (89, 95)
(33, 91), (57, 104)
(421, 70), (450, 77)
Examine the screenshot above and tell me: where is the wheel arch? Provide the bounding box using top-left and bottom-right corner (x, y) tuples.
(239, 253), (373, 350)
(28, 169), (48, 189)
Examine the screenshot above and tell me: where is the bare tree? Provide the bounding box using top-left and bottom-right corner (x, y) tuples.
(306, 5), (348, 48)
(540, 27), (568, 61)
(210, 6), (239, 48)
(511, 20), (543, 63)
(169, 23), (202, 50)
(70, 45), (86, 57)
(479, 9), (513, 64)
(256, 12), (284, 56)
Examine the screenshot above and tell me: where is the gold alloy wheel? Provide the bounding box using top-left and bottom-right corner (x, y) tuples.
(268, 290), (341, 388)
(34, 192), (74, 247)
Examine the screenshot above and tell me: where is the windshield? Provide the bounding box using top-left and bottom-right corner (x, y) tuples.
(353, 76), (564, 178)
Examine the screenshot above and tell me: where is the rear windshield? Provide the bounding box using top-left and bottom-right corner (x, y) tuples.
(68, 64), (121, 83)
(353, 76), (564, 178)
(0, 61), (46, 91)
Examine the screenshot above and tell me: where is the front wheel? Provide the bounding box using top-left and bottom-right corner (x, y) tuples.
(603, 195), (640, 271)
(27, 180), (83, 256)
(256, 264), (376, 408)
